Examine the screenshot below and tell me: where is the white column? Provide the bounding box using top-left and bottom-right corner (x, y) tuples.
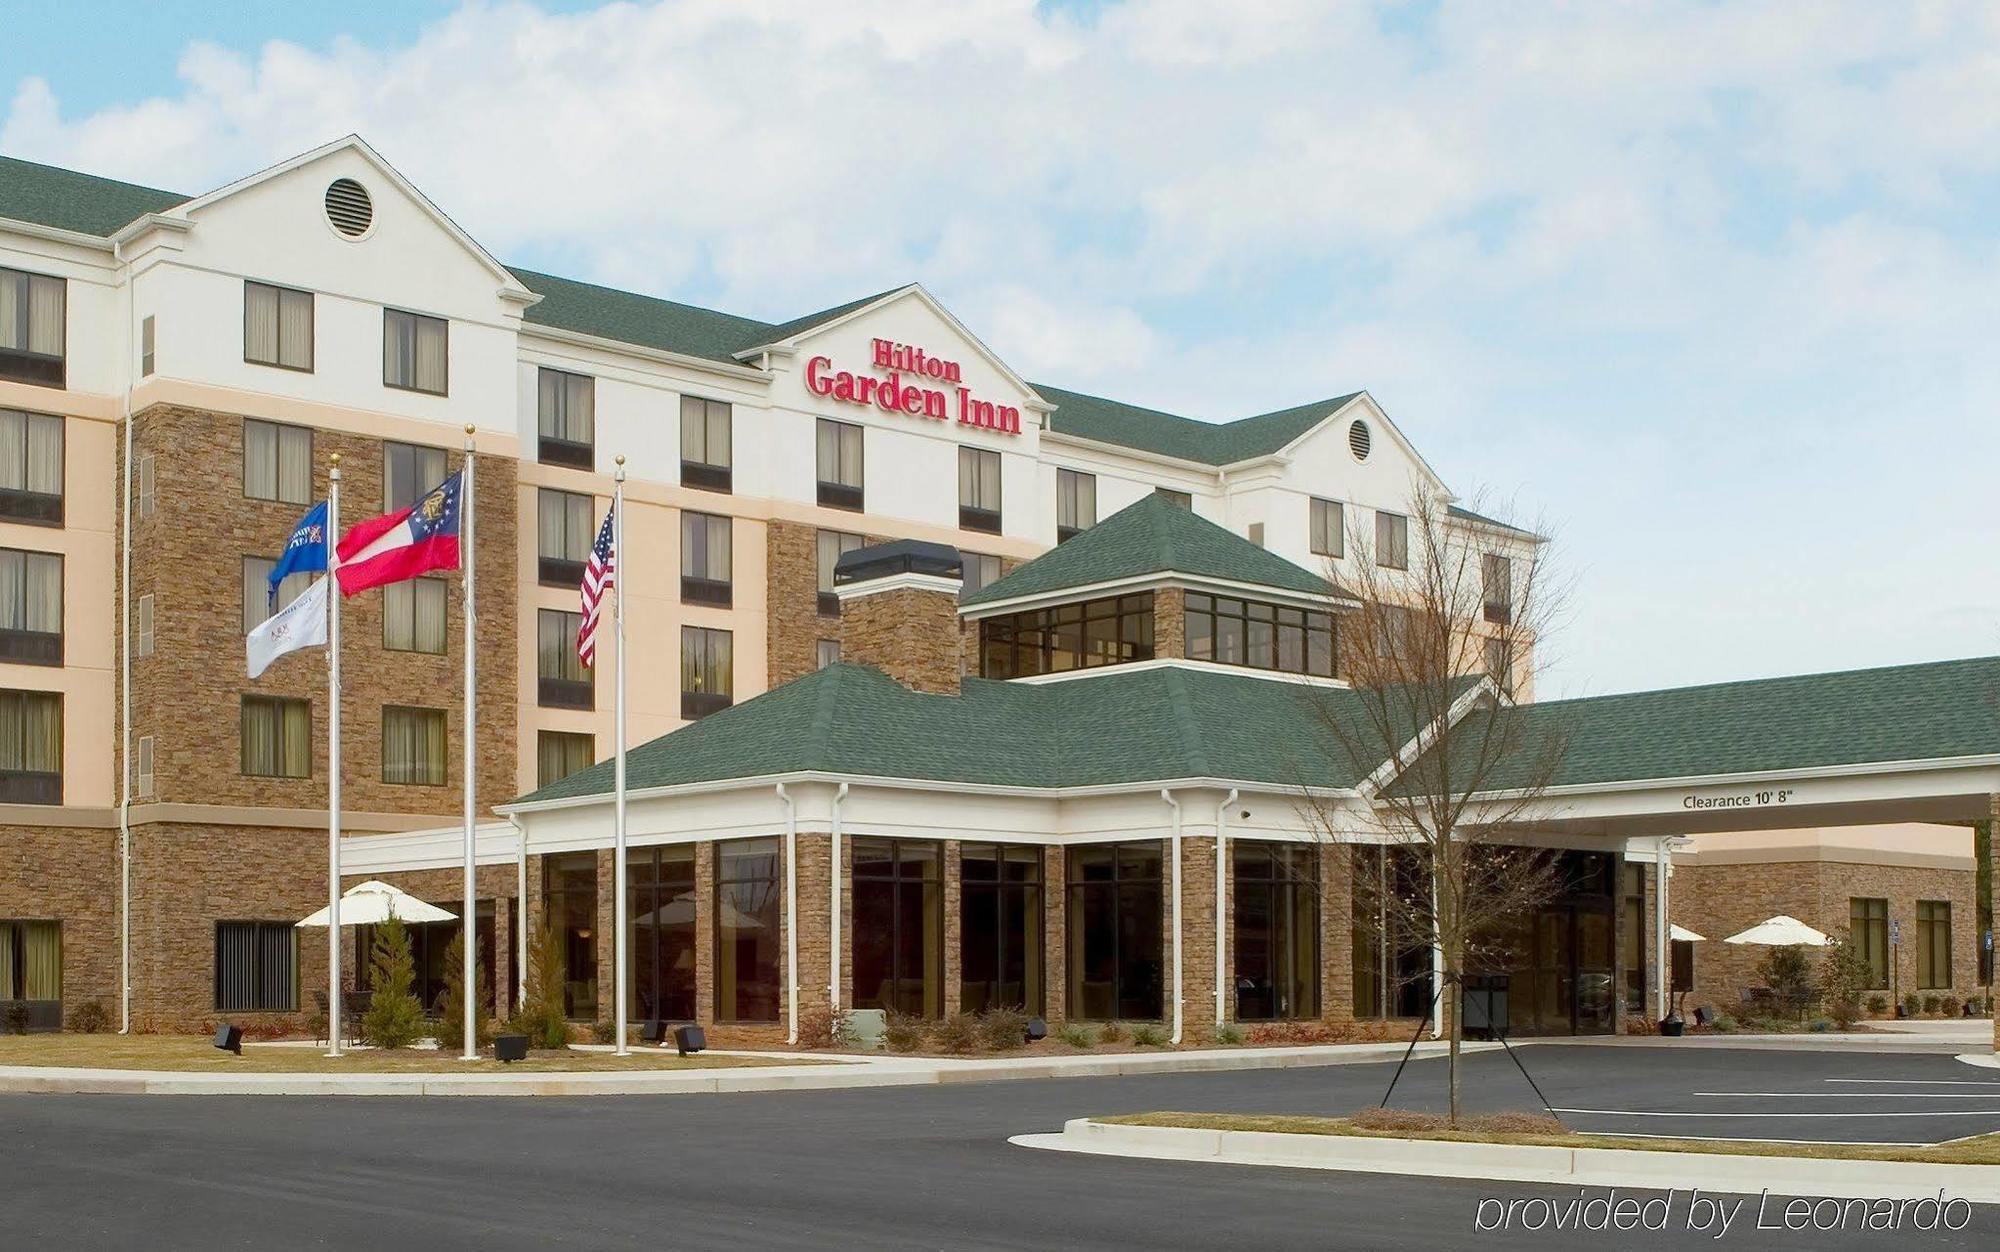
(326, 457), (344, 1057)
(612, 464), (629, 1056)
(1655, 836), (1673, 1020)
(461, 428), (478, 1062)
(1215, 789), (1237, 1030)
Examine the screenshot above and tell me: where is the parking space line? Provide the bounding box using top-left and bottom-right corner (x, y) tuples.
(1551, 1107), (2000, 1118)
(1823, 1078), (2000, 1086)
(1693, 1091), (2000, 1099)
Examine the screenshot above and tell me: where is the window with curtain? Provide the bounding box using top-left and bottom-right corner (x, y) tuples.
(243, 281), (314, 371)
(537, 488), (595, 586)
(816, 529), (863, 616)
(0, 689), (60, 804)
(1183, 592), (1336, 677)
(852, 838), (943, 1017)
(1056, 469), (1095, 541)
(815, 418), (863, 510)
(536, 368), (595, 468)
(242, 556), (312, 635)
(383, 309), (448, 395)
(0, 920), (63, 1013)
(240, 695), (309, 778)
(0, 549), (61, 665)
(681, 512), (732, 607)
(383, 577), (447, 654)
(242, 419), (311, 505)
(1916, 900), (1952, 990)
(537, 731), (594, 787)
(715, 838), (781, 1023)
(214, 921), (296, 1012)
(140, 315), (154, 377)
(538, 609), (593, 709)
(1483, 553), (1513, 624)
(1310, 498), (1344, 558)
(383, 441), (447, 512)
(680, 396), (733, 492)
(1376, 511), (1410, 570)
(1849, 897), (1889, 989)
(960, 553), (1002, 596)
(382, 706), (446, 785)
(958, 447), (1002, 533)
(0, 266), (66, 386)
(680, 626), (732, 720)
(0, 409), (64, 524)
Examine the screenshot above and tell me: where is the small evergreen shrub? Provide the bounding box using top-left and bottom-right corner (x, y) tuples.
(68, 1000), (108, 1034)
(1707, 1014), (1736, 1033)
(881, 1010), (928, 1053)
(361, 916), (425, 1049)
(430, 927), (495, 1049)
(1923, 994), (1944, 1016)
(1056, 1022), (1095, 1048)
(1213, 1023), (1245, 1046)
(1129, 1023), (1169, 1048)
(1, 1001), (29, 1034)
(504, 922), (571, 1050)
(1097, 1020), (1128, 1044)
(1756, 946), (1818, 1020)
(1866, 994), (1889, 1016)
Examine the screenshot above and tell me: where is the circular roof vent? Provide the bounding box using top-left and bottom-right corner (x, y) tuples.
(324, 178), (374, 238)
(1347, 418), (1372, 461)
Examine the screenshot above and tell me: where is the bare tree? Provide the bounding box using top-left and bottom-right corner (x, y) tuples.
(1296, 485), (1573, 1125)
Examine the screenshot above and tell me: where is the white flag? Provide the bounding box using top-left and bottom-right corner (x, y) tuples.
(247, 576), (329, 678)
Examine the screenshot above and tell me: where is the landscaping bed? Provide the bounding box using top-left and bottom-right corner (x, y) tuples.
(0, 1035), (794, 1074)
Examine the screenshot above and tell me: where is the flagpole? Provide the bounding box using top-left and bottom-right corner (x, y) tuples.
(461, 426), (479, 1063)
(326, 455), (343, 1059)
(613, 457), (629, 1056)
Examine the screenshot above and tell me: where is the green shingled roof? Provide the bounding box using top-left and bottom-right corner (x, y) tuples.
(960, 492), (1339, 608)
(0, 155), (187, 237)
(508, 267), (777, 366)
(513, 662), (1378, 805)
(1446, 504), (1544, 542)
(1037, 383), (1364, 466)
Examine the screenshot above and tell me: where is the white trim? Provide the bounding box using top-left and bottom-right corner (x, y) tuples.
(1271, 392), (1451, 492)
(960, 570), (1356, 620)
(1471, 751), (2000, 805)
(1037, 429), (1259, 477)
(519, 324), (771, 384)
(0, 215), (120, 252)
(1357, 676), (1503, 799)
(834, 571), (964, 601)
(1009, 657), (1351, 690)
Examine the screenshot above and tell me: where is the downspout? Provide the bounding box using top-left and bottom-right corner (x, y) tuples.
(777, 783), (797, 1044)
(116, 240), (135, 1034)
(1214, 788), (1238, 1030)
(511, 813), (528, 1011)
(1162, 789), (1183, 1044)
(829, 782), (848, 1011)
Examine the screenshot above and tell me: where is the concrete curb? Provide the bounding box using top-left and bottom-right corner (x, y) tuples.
(1957, 1053), (2000, 1071)
(1012, 1118), (2000, 1203)
(0, 1040), (1477, 1097)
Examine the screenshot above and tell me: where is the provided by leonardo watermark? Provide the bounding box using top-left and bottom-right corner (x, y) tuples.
(1472, 1189), (1973, 1237)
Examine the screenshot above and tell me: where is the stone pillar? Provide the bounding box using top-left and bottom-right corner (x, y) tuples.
(1044, 844), (1068, 1024)
(695, 842), (716, 1028)
(1155, 587), (1186, 659)
(1989, 796), (1999, 1055)
(1321, 842), (1355, 1022)
(839, 584), (964, 693)
(1180, 835), (1218, 1037)
(594, 847), (615, 1024)
(942, 841), (963, 1017)
(794, 833), (833, 1022)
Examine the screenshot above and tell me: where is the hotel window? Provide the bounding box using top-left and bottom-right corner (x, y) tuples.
(1483, 554), (1513, 624)
(1849, 897), (1889, 989)
(214, 921), (296, 1012)
(243, 418), (310, 506)
(979, 593), (1154, 679)
(852, 837), (943, 1017)
(137, 453), (155, 518)
(0, 411), (62, 527)
(243, 281), (314, 372)
(715, 837), (782, 1023)
(382, 706), (446, 786)
(536, 368), (595, 469)
(816, 418), (863, 511)
(243, 556), (312, 634)
(0, 690), (64, 804)
(816, 529), (863, 616)
(629, 844), (697, 1022)
(1233, 842), (1319, 1021)
(1310, 498), (1344, 558)
(1621, 862), (1647, 1013)
(538, 609), (593, 710)
(0, 266), (65, 387)
(382, 308), (448, 395)
(136, 735), (154, 799)
(1351, 845), (1435, 1018)
(681, 626), (732, 720)
(958, 447), (1002, 533)
(0, 550), (61, 666)
(383, 577), (446, 654)
(815, 639), (841, 669)
(537, 488), (594, 587)
(383, 441), (446, 512)
(1916, 900), (1952, 990)
(961, 843), (1044, 1015)
(1184, 592), (1335, 678)
(1055, 469), (1095, 542)
(961, 553), (1002, 597)
(542, 852), (598, 1019)
(1067, 842), (1163, 1021)
(140, 315), (154, 377)
(0, 920), (62, 1025)
(136, 594), (154, 657)
(240, 695), (309, 778)
(680, 396), (733, 493)
(537, 730), (594, 788)
(1154, 488), (1192, 510)
(681, 512), (732, 607)
(1484, 636), (1513, 695)
(1376, 511), (1409, 570)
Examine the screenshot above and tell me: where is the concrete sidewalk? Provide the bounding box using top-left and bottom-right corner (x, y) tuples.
(0, 1038), (1486, 1097)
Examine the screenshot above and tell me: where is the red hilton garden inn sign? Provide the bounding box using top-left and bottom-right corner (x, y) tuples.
(805, 339), (1023, 436)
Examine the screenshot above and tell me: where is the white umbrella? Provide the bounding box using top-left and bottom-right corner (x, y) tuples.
(1670, 923), (1707, 943)
(1722, 915), (1831, 947)
(296, 880), (457, 928)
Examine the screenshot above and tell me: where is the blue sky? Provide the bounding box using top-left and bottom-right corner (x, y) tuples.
(7, 1), (1999, 698)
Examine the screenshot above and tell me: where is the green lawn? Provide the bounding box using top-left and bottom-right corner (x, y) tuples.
(0, 1034), (802, 1074)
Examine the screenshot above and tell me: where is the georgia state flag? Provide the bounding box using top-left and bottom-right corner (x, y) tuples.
(336, 472), (463, 596)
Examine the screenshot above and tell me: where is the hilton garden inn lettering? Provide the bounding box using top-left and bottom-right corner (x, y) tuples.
(806, 339), (1023, 435)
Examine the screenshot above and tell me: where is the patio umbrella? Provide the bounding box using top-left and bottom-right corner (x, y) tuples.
(1669, 924), (1706, 942)
(296, 880), (457, 928)
(1721, 915), (1831, 947)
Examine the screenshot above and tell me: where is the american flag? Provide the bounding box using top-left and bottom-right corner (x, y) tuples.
(577, 500), (616, 666)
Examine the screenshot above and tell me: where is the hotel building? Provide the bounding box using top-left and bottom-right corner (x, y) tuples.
(0, 137), (1988, 1041)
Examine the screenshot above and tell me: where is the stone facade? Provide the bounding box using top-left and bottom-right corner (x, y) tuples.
(1154, 587), (1186, 662)
(0, 823), (120, 1028)
(838, 585), (963, 695)
(764, 520), (825, 689)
